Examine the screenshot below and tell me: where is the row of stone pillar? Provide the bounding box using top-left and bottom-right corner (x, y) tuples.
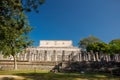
(17, 50), (120, 62)
(18, 50), (79, 62)
(76, 52), (120, 62)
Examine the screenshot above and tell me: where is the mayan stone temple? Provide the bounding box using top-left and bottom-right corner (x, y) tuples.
(0, 40), (120, 71)
(18, 40), (81, 62)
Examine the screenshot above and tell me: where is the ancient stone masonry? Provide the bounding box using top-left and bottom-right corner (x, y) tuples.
(17, 40), (81, 62)
(0, 40), (120, 62)
(0, 40), (120, 71)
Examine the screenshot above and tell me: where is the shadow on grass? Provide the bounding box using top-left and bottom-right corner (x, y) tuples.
(0, 77), (15, 80)
(14, 72), (120, 80)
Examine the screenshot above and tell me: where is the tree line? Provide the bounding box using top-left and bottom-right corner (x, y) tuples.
(78, 36), (120, 54)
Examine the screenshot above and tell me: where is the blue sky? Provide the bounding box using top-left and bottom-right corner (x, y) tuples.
(27, 0), (120, 46)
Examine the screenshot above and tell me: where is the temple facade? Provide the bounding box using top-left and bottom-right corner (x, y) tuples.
(18, 40), (81, 62)
(0, 40), (120, 62)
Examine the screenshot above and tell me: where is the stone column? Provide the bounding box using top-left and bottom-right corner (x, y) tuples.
(49, 50), (52, 61)
(46, 51), (49, 61)
(36, 50), (38, 61)
(26, 52), (29, 61)
(107, 54), (110, 62)
(90, 50), (96, 61)
(44, 50), (47, 61)
(75, 52), (78, 61)
(76, 52), (79, 61)
(115, 54), (119, 62)
(46, 50), (51, 61)
(24, 53), (27, 61)
(38, 51), (40, 61)
(31, 53), (34, 61)
(93, 53), (95, 61)
(29, 51), (32, 61)
(0, 54), (3, 60)
(96, 52), (99, 61)
(85, 53), (88, 61)
(118, 54), (120, 62)
(55, 51), (57, 61)
(39, 53), (42, 61)
(105, 54), (109, 62)
(34, 54), (36, 61)
(87, 52), (91, 61)
(62, 51), (65, 61)
(41, 50), (44, 61)
(28, 51), (31, 61)
(79, 52), (82, 61)
(68, 52), (71, 61)
(83, 53), (86, 61)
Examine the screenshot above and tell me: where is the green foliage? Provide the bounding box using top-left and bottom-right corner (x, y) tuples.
(0, 0), (33, 56)
(0, 0), (36, 69)
(79, 35), (120, 54)
(78, 36), (101, 51)
(109, 39), (120, 54)
(22, 0), (45, 13)
(86, 42), (110, 53)
(83, 38), (120, 54)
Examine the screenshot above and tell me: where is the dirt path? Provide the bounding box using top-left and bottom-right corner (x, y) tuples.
(0, 75), (25, 80)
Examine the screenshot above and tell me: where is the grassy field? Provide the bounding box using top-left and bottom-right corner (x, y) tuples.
(0, 70), (119, 80)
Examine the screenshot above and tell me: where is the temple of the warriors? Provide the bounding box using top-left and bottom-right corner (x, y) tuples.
(0, 40), (119, 62)
(18, 40), (81, 62)
(0, 40), (120, 71)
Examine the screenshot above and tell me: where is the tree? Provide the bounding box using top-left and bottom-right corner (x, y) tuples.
(78, 36), (101, 51)
(0, 0), (45, 70)
(86, 42), (110, 53)
(109, 39), (120, 54)
(21, 0), (45, 13)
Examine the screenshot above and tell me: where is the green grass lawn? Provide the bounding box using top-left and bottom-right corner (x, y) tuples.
(0, 70), (119, 80)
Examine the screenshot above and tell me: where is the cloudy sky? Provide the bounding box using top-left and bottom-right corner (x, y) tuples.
(27, 0), (120, 46)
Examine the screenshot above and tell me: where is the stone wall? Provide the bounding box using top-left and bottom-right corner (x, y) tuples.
(58, 61), (120, 74)
(0, 61), (57, 70)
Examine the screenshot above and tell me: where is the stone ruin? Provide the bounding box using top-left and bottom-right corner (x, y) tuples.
(0, 40), (120, 76)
